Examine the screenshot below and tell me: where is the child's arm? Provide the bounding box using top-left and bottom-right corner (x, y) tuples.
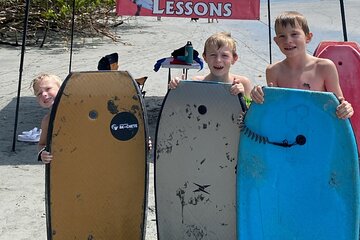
(250, 65), (277, 103)
(37, 113), (53, 164)
(250, 85), (264, 104)
(168, 74), (185, 89)
(336, 97), (354, 119)
(231, 76), (252, 97)
(320, 59), (354, 119)
(38, 114), (49, 151)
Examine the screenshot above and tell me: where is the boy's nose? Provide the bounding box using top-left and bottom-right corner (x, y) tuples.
(285, 36), (292, 43)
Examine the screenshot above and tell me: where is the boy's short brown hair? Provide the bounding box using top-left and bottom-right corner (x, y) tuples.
(203, 32), (237, 57)
(274, 11), (310, 35)
(31, 73), (62, 95)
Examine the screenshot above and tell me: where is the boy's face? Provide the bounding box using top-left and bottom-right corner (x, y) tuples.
(34, 78), (60, 108)
(203, 45), (238, 77)
(274, 22), (312, 57)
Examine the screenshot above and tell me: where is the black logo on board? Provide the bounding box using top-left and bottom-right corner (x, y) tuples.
(110, 112), (139, 141)
(193, 182), (210, 195)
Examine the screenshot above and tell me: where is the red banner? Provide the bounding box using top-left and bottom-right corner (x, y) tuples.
(116, 0), (260, 20)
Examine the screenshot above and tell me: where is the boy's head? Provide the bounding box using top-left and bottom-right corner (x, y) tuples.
(203, 32), (238, 59)
(202, 32), (238, 78)
(273, 11), (313, 55)
(274, 11), (310, 36)
(31, 74), (62, 108)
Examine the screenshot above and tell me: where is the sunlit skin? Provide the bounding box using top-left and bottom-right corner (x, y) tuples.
(34, 78), (60, 109)
(110, 62), (119, 70)
(250, 19), (353, 119)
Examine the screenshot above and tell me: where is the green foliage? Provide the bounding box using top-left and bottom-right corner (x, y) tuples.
(0, 0), (121, 46)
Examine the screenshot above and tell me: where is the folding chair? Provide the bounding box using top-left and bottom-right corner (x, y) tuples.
(135, 76), (148, 97)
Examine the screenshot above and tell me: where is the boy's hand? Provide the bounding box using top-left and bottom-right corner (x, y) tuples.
(230, 82), (245, 95)
(336, 97), (354, 119)
(168, 74), (185, 89)
(41, 150), (53, 164)
(250, 85), (264, 104)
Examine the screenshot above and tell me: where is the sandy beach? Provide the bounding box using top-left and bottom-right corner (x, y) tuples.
(1, 0), (360, 239)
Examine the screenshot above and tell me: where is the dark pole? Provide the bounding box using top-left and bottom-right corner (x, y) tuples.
(267, 0), (272, 64)
(12, 0), (31, 152)
(339, 0), (348, 41)
(68, 0), (76, 73)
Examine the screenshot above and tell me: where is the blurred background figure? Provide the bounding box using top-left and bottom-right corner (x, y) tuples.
(208, 18), (218, 23)
(97, 52), (119, 70)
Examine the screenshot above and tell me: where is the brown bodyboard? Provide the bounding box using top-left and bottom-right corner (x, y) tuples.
(46, 71), (148, 240)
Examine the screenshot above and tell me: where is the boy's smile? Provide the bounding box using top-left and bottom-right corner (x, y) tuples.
(284, 45), (296, 51)
(213, 65), (224, 70)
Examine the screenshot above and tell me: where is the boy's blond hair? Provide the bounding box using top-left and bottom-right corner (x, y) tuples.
(31, 73), (62, 95)
(274, 11), (310, 35)
(203, 32), (237, 57)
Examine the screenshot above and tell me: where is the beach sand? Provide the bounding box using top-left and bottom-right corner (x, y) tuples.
(0, 1), (359, 239)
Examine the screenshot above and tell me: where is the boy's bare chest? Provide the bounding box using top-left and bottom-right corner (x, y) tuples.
(276, 69), (324, 91)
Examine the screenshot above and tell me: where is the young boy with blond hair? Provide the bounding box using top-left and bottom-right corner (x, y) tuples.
(169, 32), (252, 98)
(31, 73), (62, 164)
(251, 11), (353, 119)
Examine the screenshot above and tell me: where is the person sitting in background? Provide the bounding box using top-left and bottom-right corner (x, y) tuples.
(97, 52), (148, 97)
(97, 53), (152, 149)
(97, 52), (119, 70)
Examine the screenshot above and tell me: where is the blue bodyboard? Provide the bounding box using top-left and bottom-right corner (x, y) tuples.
(237, 87), (359, 240)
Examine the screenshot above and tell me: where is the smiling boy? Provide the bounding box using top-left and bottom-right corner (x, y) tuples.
(169, 32), (252, 98)
(31, 73), (62, 163)
(251, 11), (353, 119)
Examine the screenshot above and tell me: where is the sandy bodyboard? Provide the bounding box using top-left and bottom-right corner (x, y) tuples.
(155, 80), (246, 239)
(46, 71), (148, 240)
(237, 87), (359, 239)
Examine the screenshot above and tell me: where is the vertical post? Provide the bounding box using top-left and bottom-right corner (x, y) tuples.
(69, 0), (76, 73)
(267, 0), (272, 64)
(12, 0), (31, 152)
(339, 0), (348, 41)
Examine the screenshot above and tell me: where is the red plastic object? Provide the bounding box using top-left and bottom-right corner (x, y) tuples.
(314, 41), (360, 153)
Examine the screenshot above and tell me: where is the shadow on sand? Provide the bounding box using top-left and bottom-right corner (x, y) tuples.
(0, 95), (165, 165)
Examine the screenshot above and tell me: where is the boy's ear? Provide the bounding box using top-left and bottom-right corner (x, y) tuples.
(232, 53), (238, 64)
(305, 32), (313, 43)
(273, 36), (279, 45)
(203, 53), (208, 63)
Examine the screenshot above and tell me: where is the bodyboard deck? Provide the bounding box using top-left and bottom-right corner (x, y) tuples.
(46, 71), (148, 240)
(237, 87), (359, 240)
(155, 80), (246, 239)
